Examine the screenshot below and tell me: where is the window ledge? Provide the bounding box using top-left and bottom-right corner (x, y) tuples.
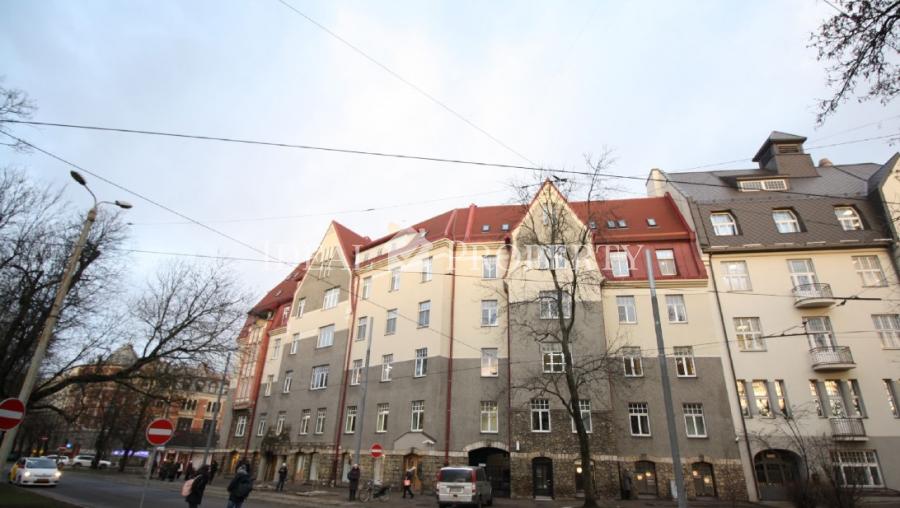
(687, 435), (709, 439)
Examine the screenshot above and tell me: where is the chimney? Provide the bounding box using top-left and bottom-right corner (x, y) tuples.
(752, 131), (818, 177)
(818, 158), (833, 167)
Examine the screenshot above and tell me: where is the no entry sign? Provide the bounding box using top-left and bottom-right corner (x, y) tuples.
(0, 398), (25, 431)
(145, 418), (175, 446)
(370, 443), (383, 458)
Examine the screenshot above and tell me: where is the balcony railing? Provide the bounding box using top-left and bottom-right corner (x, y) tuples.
(809, 346), (855, 371)
(792, 283), (837, 308)
(830, 418), (866, 441)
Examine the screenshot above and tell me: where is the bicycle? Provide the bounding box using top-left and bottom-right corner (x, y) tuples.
(357, 480), (392, 502)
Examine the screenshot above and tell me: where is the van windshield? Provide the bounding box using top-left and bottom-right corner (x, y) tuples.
(439, 469), (473, 483)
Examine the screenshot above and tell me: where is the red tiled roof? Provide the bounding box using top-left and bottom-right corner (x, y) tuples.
(332, 221), (370, 266)
(250, 261), (308, 315)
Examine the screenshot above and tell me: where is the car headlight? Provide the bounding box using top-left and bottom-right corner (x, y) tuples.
(23, 471), (31, 477)
(54, 471), (62, 478)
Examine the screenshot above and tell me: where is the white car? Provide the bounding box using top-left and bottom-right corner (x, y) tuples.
(42, 455), (72, 467)
(8, 457), (62, 486)
(71, 454), (111, 468)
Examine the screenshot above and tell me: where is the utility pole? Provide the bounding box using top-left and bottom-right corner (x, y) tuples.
(645, 248), (688, 507)
(0, 171), (131, 469)
(202, 351), (231, 466)
(354, 317), (374, 465)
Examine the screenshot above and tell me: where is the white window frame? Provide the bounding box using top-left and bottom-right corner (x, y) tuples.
(623, 347), (643, 377)
(314, 408), (326, 434)
(410, 400), (424, 431)
(414, 348), (428, 377)
(271, 338), (281, 359)
(571, 400), (592, 433)
(628, 402), (650, 436)
(805, 316), (836, 349)
(483, 255), (498, 279)
(674, 346), (696, 377)
(722, 261), (751, 291)
(385, 309), (398, 335)
(323, 287), (340, 309)
(873, 314), (900, 349)
(883, 380), (899, 418)
(539, 290), (572, 320)
(296, 298), (306, 317)
(389, 267), (400, 291)
(418, 300), (431, 328)
(299, 410), (310, 435)
(356, 316), (368, 342)
(656, 249), (677, 276)
(788, 259), (818, 289)
(481, 300), (499, 326)
(282, 370), (293, 393)
(541, 343), (565, 373)
(350, 359), (363, 386)
(537, 245), (567, 270)
(734, 317), (765, 351)
(683, 403), (707, 437)
(710, 212), (737, 236)
(310, 365), (329, 390)
(381, 354), (393, 382)
(275, 413), (286, 435)
(774, 379), (790, 417)
(752, 380), (772, 417)
(421, 257), (433, 282)
(480, 401), (498, 433)
(481, 348), (499, 377)
(609, 251), (629, 277)
(345, 406), (357, 434)
(361, 277), (372, 300)
(264, 374), (273, 396)
(773, 209), (801, 233)
(317, 324), (334, 348)
(616, 295), (636, 324)
(853, 255), (886, 287)
(832, 450), (884, 487)
(234, 415), (247, 437)
(256, 417), (267, 437)
(376, 403), (389, 433)
(835, 206), (863, 231)
(289, 333), (300, 355)
(666, 295), (687, 323)
(530, 399), (551, 432)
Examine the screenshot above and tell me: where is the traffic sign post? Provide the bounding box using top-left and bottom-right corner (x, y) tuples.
(140, 419), (174, 508)
(0, 398), (25, 431)
(370, 443), (383, 459)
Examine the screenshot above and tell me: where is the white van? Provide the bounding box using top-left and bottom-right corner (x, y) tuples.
(436, 466), (493, 507)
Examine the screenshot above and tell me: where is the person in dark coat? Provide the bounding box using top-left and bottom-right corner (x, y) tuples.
(275, 462), (288, 492)
(402, 468), (415, 499)
(209, 460), (218, 483)
(185, 462), (194, 480)
(185, 464), (209, 508)
(158, 461), (168, 481)
(167, 462), (178, 482)
(227, 466), (253, 508)
(347, 464), (361, 501)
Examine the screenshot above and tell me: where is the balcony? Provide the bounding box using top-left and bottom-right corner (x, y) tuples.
(830, 418), (867, 441)
(793, 283), (837, 308)
(809, 346), (856, 371)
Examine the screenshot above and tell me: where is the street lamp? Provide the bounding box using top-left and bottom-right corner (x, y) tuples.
(0, 171), (132, 466)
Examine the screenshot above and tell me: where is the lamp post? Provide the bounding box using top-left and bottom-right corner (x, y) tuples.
(0, 171), (132, 467)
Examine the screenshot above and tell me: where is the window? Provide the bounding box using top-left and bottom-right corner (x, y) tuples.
(810, 381), (825, 417)
(617, 219), (627, 228)
(835, 206), (863, 231)
(710, 212), (737, 236)
(772, 209), (800, 233)
(853, 256), (886, 287)
(282, 370), (293, 393)
(381, 354), (393, 382)
(276, 413), (286, 435)
(872, 314), (900, 348)
(480, 401), (498, 433)
(539, 290), (572, 319)
(482, 224), (490, 232)
(418, 301), (431, 328)
(541, 343), (565, 373)
(775, 380), (789, 416)
(656, 249), (676, 276)
(788, 259), (818, 289)
(832, 450), (883, 487)
(481, 300), (499, 326)
(299, 410), (310, 435)
(736, 380), (750, 417)
(884, 380), (899, 418)
(483, 255), (497, 279)
(350, 359), (363, 386)
(825, 380), (846, 417)
(683, 403), (706, 438)
(361, 277), (372, 300)
(721, 261), (751, 291)
(314, 408), (326, 434)
(376, 403), (389, 432)
(734, 317), (765, 351)
(628, 402), (650, 436)
(389, 268), (400, 291)
(414, 348), (428, 377)
(647, 218), (657, 227)
(531, 399), (551, 432)
(501, 223), (509, 231)
(616, 296), (637, 323)
(345, 406), (357, 434)
(752, 380), (771, 417)
(623, 347), (643, 377)
(296, 298), (306, 317)
(410, 400), (424, 431)
(271, 338), (281, 359)
(290, 334), (299, 354)
(848, 379), (866, 417)
(256, 416), (267, 437)
(264, 375), (274, 396)
(805, 316), (836, 349)
(310, 365), (328, 390)
(666, 295), (687, 323)
(323, 287), (340, 309)
(571, 400), (592, 433)
(385, 309), (398, 335)
(609, 251), (629, 277)
(739, 179), (788, 191)
(674, 346), (696, 377)
(481, 348), (499, 377)
(234, 416), (247, 437)
(317, 324), (334, 348)
(421, 257), (432, 282)
(538, 245), (567, 270)
(356, 316), (368, 342)
(281, 306), (290, 324)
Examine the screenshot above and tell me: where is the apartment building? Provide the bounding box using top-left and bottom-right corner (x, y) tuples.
(226, 182), (746, 500)
(648, 132), (900, 501)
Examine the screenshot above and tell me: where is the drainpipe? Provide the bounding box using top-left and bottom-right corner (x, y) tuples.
(503, 240), (513, 457)
(708, 260), (760, 501)
(444, 241), (457, 465)
(331, 271), (359, 484)
(243, 316), (275, 459)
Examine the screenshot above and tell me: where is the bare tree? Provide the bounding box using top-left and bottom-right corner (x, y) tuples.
(0, 78), (36, 152)
(811, 0), (900, 128)
(508, 156), (622, 507)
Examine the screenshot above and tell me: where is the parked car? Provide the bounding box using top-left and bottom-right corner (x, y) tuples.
(41, 455), (71, 467)
(8, 457), (62, 486)
(436, 466), (493, 507)
(70, 455), (111, 468)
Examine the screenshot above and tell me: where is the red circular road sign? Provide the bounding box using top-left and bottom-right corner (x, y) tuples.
(145, 418), (175, 446)
(0, 398), (25, 431)
(370, 443), (383, 458)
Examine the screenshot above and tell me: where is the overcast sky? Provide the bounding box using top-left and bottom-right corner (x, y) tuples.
(2, 0), (899, 297)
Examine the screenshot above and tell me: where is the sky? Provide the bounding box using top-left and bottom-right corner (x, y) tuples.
(1, 0), (899, 298)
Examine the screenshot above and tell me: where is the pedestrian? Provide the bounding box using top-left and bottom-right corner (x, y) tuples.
(176, 461), (184, 480)
(168, 462), (178, 482)
(209, 460), (218, 484)
(185, 462), (195, 480)
(227, 465), (254, 508)
(184, 464), (209, 508)
(347, 463), (361, 501)
(622, 470), (633, 500)
(275, 462), (288, 492)
(402, 468), (415, 499)
(158, 461), (168, 481)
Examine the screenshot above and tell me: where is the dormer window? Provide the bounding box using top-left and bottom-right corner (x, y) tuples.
(589, 221), (597, 230)
(739, 179), (787, 192)
(617, 219), (627, 228)
(647, 218), (657, 227)
(482, 224), (490, 232)
(710, 212), (738, 236)
(606, 220), (617, 229)
(834, 206), (863, 231)
(501, 223), (510, 231)
(772, 209), (801, 234)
